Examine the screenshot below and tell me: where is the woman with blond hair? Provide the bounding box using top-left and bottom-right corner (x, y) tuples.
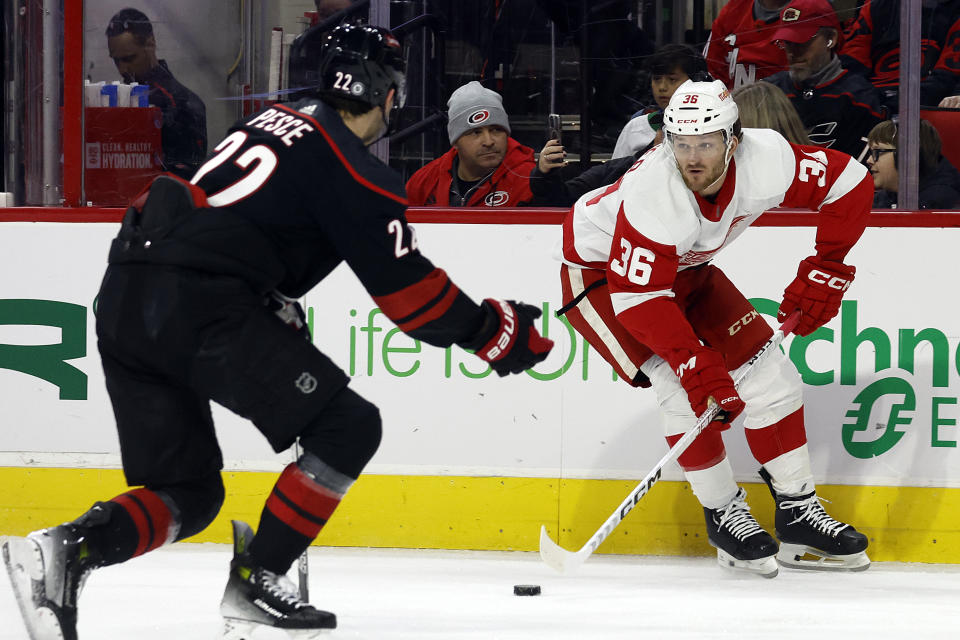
(731, 82), (811, 145)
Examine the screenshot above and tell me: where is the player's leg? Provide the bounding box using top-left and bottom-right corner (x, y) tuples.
(191, 305), (377, 633)
(689, 266), (869, 571)
(559, 264), (652, 387)
(640, 355), (778, 577)
(2, 348), (225, 640)
(560, 264), (776, 575)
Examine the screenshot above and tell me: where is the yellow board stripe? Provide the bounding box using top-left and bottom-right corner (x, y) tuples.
(1, 468), (957, 563)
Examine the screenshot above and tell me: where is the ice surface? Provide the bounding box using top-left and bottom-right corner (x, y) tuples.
(3, 544), (959, 639)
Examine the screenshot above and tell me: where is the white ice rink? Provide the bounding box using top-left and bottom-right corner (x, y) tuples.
(3, 544), (960, 639)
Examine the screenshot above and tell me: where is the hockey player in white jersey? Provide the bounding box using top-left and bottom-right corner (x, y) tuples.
(558, 77), (872, 577)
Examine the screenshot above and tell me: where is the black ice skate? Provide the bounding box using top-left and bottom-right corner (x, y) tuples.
(760, 467), (870, 572)
(704, 487), (779, 578)
(2, 524), (99, 640)
(220, 520), (336, 639)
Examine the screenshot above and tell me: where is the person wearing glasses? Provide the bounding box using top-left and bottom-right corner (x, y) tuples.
(763, 0), (887, 159)
(866, 119), (960, 209)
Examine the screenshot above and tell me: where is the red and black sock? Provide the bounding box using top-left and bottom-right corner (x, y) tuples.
(249, 463), (346, 574)
(79, 488), (179, 566)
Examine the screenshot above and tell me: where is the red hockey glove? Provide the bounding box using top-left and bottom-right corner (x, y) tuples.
(778, 256), (855, 337)
(267, 291), (310, 340)
(468, 299), (555, 376)
(674, 347), (744, 430)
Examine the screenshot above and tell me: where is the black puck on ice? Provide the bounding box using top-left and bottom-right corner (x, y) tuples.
(513, 584), (541, 596)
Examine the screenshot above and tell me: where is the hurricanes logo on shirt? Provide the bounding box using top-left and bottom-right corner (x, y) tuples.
(468, 110), (490, 125)
(484, 191), (509, 206)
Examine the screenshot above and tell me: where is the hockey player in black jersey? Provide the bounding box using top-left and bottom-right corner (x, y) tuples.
(2, 23), (553, 640)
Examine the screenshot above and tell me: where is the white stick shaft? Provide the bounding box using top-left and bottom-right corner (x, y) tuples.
(268, 27), (283, 96)
(539, 312), (799, 574)
(293, 440), (309, 600)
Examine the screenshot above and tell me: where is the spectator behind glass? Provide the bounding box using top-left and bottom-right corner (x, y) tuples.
(406, 81), (545, 207)
(732, 81), (812, 144)
(611, 44), (708, 159)
(106, 8), (207, 178)
(704, 0), (792, 89)
(764, 0), (886, 158)
(866, 119), (960, 209)
(841, 0), (960, 114)
(314, 0), (352, 21)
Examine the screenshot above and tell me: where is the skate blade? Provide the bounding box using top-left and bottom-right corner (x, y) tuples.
(2, 536), (65, 640)
(716, 548), (779, 579)
(221, 618), (333, 640)
(777, 544), (871, 572)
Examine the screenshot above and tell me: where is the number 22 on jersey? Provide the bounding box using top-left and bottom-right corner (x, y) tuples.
(191, 131), (279, 207)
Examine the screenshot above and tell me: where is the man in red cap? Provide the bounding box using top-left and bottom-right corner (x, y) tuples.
(704, 0), (792, 89)
(764, 0), (887, 158)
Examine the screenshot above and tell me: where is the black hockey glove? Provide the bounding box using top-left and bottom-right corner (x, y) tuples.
(266, 291), (310, 340)
(464, 299), (554, 376)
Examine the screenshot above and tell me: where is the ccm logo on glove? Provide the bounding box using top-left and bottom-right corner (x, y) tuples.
(676, 356), (697, 378)
(779, 256), (855, 336)
(806, 269), (852, 291)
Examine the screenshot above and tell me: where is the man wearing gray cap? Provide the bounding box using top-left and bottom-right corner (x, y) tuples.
(406, 81), (547, 207)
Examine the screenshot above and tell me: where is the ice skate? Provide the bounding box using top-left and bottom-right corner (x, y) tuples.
(760, 468), (870, 571)
(704, 487), (779, 578)
(220, 520), (336, 639)
(2, 524), (99, 640)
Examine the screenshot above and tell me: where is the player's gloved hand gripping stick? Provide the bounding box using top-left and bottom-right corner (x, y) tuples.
(538, 311), (800, 574)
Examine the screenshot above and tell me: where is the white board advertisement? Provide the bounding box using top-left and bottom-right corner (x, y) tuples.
(1, 221), (957, 488)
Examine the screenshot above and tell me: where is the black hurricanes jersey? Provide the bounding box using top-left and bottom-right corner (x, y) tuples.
(135, 99), (484, 347)
(765, 69), (887, 159)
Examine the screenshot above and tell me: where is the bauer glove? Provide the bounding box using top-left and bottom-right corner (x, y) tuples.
(778, 256), (855, 337)
(464, 299), (554, 376)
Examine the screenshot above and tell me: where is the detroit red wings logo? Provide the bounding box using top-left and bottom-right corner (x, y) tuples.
(679, 215), (752, 265)
(468, 109), (490, 125)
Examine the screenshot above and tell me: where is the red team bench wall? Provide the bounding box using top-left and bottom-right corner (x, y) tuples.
(1, 206), (959, 564)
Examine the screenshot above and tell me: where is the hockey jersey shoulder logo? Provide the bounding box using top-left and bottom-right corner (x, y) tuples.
(801, 149), (829, 164)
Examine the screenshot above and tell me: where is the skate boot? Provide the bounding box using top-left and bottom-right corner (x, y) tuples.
(220, 520), (336, 639)
(704, 487), (779, 578)
(760, 467), (870, 571)
(2, 524), (101, 640)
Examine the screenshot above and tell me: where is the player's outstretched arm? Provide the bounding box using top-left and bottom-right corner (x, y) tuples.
(457, 299), (554, 377)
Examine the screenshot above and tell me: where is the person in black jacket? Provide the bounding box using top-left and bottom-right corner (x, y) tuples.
(867, 119), (960, 209)
(106, 8), (207, 178)
(764, 0), (887, 159)
(2, 24), (553, 639)
(841, 0), (960, 114)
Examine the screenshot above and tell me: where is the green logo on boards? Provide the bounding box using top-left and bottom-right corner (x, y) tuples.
(0, 299), (88, 399)
(841, 377), (913, 459)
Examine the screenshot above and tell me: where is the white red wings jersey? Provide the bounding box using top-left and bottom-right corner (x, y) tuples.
(559, 127), (873, 320)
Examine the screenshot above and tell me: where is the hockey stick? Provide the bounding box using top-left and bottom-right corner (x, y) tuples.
(293, 440), (310, 600)
(539, 311), (801, 574)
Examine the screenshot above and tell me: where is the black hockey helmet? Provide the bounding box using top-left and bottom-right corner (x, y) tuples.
(316, 23), (406, 110)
